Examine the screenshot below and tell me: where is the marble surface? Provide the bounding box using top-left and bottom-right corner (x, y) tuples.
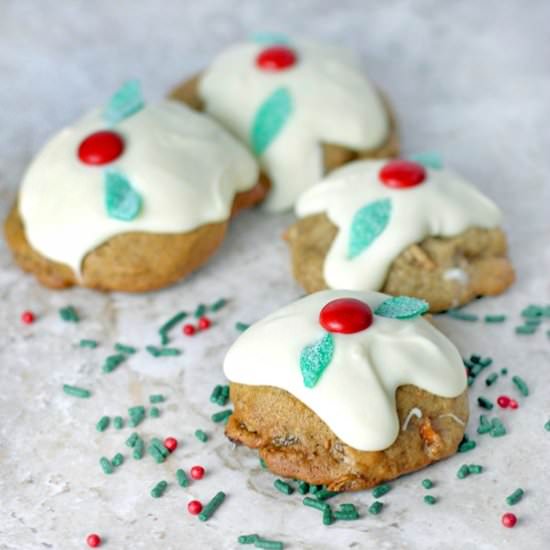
(1, 1), (549, 549)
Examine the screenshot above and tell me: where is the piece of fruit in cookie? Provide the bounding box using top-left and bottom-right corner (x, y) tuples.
(224, 290), (469, 492)
(4, 81), (265, 292)
(169, 34), (399, 212)
(286, 158), (515, 312)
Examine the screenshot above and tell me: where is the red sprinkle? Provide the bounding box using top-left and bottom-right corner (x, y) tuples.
(78, 130), (124, 165)
(163, 437), (178, 452)
(319, 298), (373, 334)
(497, 395), (510, 408)
(509, 399), (519, 409)
(21, 311), (35, 324)
(256, 45), (297, 71)
(86, 534), (102, 547)
(190, 465), (205, 480)
(198, 316), (211, 330)
(187, 500), (203, 515)
(183, 324), (196, 336)
(379, 160), (426, 189)
(501, 513), (517, 528)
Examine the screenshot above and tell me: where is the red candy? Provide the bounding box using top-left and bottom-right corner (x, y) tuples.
(21, 311), (35, 324)
(183, 324), (196, 336)
(319, 298), (373, 334)
(86, 534), (102, 547)
(163, 437), (178, 452)
(509, 399), (519, 409)
(256, 45), (297, 71)
(379, 160), (426, 189)
(501, 513), (517, 528)
(497, 395), (510, 409)
(190, 465), (205, 480)
(198, 316), (211, 330)
(78, 130), (124, 165)
(187, 500), (203, 515)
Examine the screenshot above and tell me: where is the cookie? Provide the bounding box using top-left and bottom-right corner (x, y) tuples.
(224, 291), (469, 491)
(170, 36), (399, 211)
(4, 81), (265, 292)
(286, 159), (515, 312)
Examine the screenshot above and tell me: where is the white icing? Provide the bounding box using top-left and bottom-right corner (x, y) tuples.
(402, 407), (423, 431)
(295, 160), (503, 291)
(199, 40), (390, 212)
(444, 268), (470, 285)
(19, 101), (259, 274)
(224, 290), (467, 451)
(438, 413), (466, 426)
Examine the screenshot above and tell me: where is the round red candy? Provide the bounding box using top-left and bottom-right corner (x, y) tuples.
(183, 324), (196, 336)
(379, 160), (426, 189)
(501, 512), (517, 528)
(86, 533), (102, 547)
(198, 316), (211, 330)
(256, 45), (297, 71)
(497, 395), (510, 408)
(190, 465), (205, 480)
(164, 437), (178, 452)
(319, 298), (373, 334)
(21, 310), (35, 324)
(78, 130), (124, 165)
(187, 500), (203, 515)
(509, 399), (519, 409)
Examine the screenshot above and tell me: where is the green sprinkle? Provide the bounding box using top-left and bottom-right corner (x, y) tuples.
(512, 375), (529, 396)
(315, 489), (338, 501)
(126, 432), (139, 447)
(211, 409), (233, 423)
(334, 509), (359, 520)
(298, 481), (310, 495)
(160, 332), (169, 346)
(102, 354), (126, 373)
(128, 406), (146, 427)
(422, 479), (433, 489)
(515, 325), (537, 335)
(259, 458), (267, 469)
(149, 394), (165, 404)
(216, 385), (230, 406)
(458, 439), (476, 453)
(112, 453), (124, 467)
(238, 534), (259, 544)
(471, 364), (483, 377)
(477, 415), (492, 435)
(100, 457), (113, 474)
(457, 464), (470, 479)
(310, 484), (323, 494)
(195, 429), (208, 443)
(544, 420), (550, 432)
(274, 479), (294, 495)
(133, 437), (144, 459)
(424, 495), (437, 505)
(146, 346), (161, 357)
(96, 416), (110, 432)
(521, 305), (544, 318)
(339, 503), (358, 514)
(255, 539), (284, 550)
(485, 373), (498, 386)
(210, 298), (228, 312)
(467, 376), (475, 387)
(525, 318), (542, 326)
(176, 468), (189, 487)
(147, 346), (181, 357)
(506, 488), (524, 506)
(194, 304), (207, 318)
(372, 484), (391, 498)
(477, 396), (494, 410)
(114, 343), (137, 354)
(113, 416), (124, 430)
(368, 501), (383, 515)
(79, 339), (98, 348)
(199, 491), (226, 521)
(59, 306), (79, 322)
(490, 418), (507, 437)
(210, 385), (223, 403)
(303, 497), (328, 511)
(62, 384), (91, 398)
(484, 314), (507, 323)
(468, 464), (483, 474)
(235, 322), (250, 332)
(148, 438), (169, 463)
(159, 311), (188, 336)
(151, 480), (168, 498)
(448, 310), (478, 321)
(470, 355), (482, 364)
(322, 505), (335, 525)
(149, 406), (160, 418)
(479, 357), (493, 367)
(501, 368), (508, 375)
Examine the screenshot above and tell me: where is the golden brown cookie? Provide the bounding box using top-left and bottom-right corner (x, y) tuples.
(226, 383), (468, 491)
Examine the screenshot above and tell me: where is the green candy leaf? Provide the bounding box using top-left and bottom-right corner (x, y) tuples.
(250, 87), (293, 156)
(300, 332), (334, 388)
(374, 296), (429, 319)
(104, 170), (142, 221)
(408, 152), (443, 170)
(348, 198), (392, 259)
(251, 32), (289, 45)
(103, 80), (144, 125)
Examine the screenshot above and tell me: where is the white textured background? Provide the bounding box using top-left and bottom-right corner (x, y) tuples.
(0, 1), (549, 549)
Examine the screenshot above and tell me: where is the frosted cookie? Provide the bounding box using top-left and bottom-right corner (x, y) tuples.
(286, 158), (515, 312)
(170, 35), (398, 211)
(5, 82), (265, 292)
(224, 290), (469, 491)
